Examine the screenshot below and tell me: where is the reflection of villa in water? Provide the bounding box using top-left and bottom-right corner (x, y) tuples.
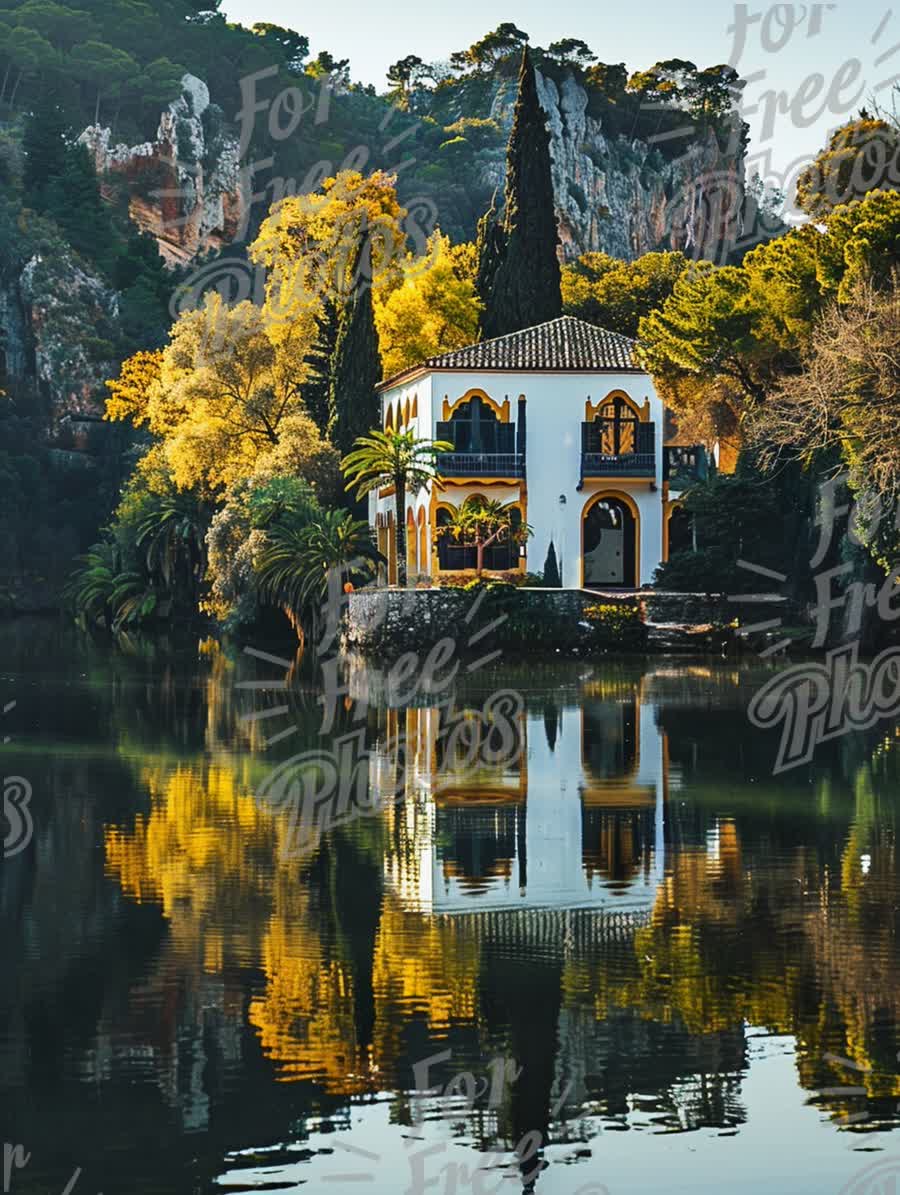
(377, 684), (671, 919)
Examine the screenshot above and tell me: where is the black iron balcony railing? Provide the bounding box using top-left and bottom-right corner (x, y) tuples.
(581, 419), (656, 480)
(436, 452), (525, 478)
(663, 445), (708, 488)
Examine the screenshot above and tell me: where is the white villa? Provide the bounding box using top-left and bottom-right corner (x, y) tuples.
(370, 315), (707, 588)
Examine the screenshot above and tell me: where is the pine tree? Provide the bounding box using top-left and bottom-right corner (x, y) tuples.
(542, 540), (561, 587)
(480, 48), (562, 338)
(22, 94), (68, 211)
(328, 235), (382, 459)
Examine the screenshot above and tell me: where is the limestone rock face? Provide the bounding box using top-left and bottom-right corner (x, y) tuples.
(19, 249), (119, 420)
(78, 73), (244, 266)
(480, 68), (744, 262)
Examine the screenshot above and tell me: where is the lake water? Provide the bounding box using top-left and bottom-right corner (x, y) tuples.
(3, 618), (900, 1195)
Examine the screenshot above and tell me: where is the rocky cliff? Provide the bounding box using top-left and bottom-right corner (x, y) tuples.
(78, 74), (244, 266)
(478, 67), (745, 263)
(72, 68), (744, 271)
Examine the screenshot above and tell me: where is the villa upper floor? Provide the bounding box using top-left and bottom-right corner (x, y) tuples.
(377, 315), (708, 494)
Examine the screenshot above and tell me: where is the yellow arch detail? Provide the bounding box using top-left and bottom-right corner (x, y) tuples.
(441, 388), (510, 424)
(585, 390), (649, 423)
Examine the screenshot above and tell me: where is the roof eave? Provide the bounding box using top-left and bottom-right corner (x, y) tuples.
(377, 363), (645, 393)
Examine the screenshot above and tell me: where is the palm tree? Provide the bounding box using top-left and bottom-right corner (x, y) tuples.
(436, 495), (532, 576)
(63, 542), (162, 631)
(136, 492), (208, 604)
(341, 429), (452, 587)
(256, 509), (382, 643)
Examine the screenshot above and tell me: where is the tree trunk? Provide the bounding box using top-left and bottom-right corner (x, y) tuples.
(476, 540), (484, 576)
(395, 478), (407, 586)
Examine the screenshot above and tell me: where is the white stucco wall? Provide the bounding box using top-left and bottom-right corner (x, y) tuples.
(375, 367), (668, 586)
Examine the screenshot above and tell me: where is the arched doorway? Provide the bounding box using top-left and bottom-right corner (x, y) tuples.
(582, 495), (638, 588)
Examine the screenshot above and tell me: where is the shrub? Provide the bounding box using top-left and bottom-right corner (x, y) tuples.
(435, 569), (525, 588)
(582, 602), (647, 649)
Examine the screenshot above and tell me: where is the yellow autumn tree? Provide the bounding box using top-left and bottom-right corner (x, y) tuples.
(374, 232), (482, 377)
(250, 169), (408, 323)
(105, 293), (322, 493)
(104, 349), (164, 426)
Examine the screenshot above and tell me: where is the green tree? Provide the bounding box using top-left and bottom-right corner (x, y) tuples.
(451, 23), (529, 74)
(5, 25), (57, 106)
(69, 39), (137, 123)
(341, 428), (452, 587)
(22, 91), (67, 208)
(585, 62), (628, 98)
(627, 58), (697, 107)
(796, 118), (900, 220)
(481, 48), (562, 338)
(386, 54), (425, 101)
(683, 64), (742, 125)
(46, 141), (113, 265)
(251, 22), (309, 73)
(562, 250), (689, 337)
(547, 38), (595, 66)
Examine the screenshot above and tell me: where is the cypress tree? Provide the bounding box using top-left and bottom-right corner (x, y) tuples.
(303, 296), (339, 435)
(480, 47), (562, 338)
(328, 234), (382, 459)
(474, 190), (506, 332)
(542, 540), (561, 587)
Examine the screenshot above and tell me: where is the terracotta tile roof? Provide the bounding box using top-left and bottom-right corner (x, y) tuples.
(379, 316), (640, 389)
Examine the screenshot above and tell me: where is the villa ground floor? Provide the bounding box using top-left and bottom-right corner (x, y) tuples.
(371, 479), (694, 588)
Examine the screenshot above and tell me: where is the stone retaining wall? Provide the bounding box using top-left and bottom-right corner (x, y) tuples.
(343, 587), (789, 658)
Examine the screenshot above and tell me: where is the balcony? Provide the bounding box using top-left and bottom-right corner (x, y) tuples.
(664, 445), (708, 489)
(580, 419), (656, 481)
(435, 419), (524, 478)
(435, 452), (525, 477)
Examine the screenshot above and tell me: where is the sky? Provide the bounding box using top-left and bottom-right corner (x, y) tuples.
(221, 0), (900, 195)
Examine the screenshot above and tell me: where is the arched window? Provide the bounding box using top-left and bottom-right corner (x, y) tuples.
(437, 396), (514, 455)
(596, 396), (638, 456)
